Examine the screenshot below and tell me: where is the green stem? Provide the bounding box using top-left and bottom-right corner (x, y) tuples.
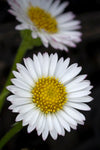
(0, 29), (42, 112)
(0, 40), (29, 112)
(0, 122), (23, 149)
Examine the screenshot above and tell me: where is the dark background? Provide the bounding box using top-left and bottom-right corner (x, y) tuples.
(0, 0), (100, 150)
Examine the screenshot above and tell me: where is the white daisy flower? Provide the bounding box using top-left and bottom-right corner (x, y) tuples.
(7, 53), (93, 140)
(8, 0), (82, 51)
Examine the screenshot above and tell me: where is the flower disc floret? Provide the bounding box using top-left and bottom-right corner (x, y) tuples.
(28, 6), (58, 33)
(32, 77), (67, 114)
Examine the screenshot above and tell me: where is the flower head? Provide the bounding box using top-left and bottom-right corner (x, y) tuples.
(7, 53), (93, 140)
(8, 0), (82, 51)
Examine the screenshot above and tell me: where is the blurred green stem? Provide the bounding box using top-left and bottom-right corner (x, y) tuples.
(0, 30), (42, 112)
(0, 122), (22, 149)
(0, 40), (29, 111)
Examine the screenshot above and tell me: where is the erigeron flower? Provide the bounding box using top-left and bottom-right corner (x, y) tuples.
(7, 53), (93, 140)
(8, 0), (81, 51)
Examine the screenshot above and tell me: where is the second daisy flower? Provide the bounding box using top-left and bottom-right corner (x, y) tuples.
(8, 0), (82, 51)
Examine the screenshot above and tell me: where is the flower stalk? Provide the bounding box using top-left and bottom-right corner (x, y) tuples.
(0, 30), (42, 112)
(0, 122), (22, 149)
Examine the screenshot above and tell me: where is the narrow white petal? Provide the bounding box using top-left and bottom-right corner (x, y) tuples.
(23, 57), (38, 81)
(57, 12), (75, 24)
(50, 129), (58, 140)
(27, 124), (36, 133)
(12, 71), (23, 80)
(52, 114), (62, 135)
(51, 2), (69, 16)
(64, 106), (85, 121)
(32, 31), (38, 39)
(17, 63), (34, 86)
(42, 53), (50, 77)
(33, 54), (42, 77)
(29, 109), (40, 126)
(68, 96), (93, 103)
(47, 114), (53, 131)
(42, 122), (49, 140)
(38, 32), (48, 48)
(16, 113), (23, 122)
(22, 109), (35, 126)
(56, 113), (71, 132)
(9, 97), (32, 105)
(67, 102), (91, 111)
(67, 80), (91, 93)
(67, 90), (91, 98)
(48, 53), (58, 76)
(18, 104), (35, 114)
(58, 110), (77, 126)
(60, 64), (82, 84)
(7, 85), (32, 97)
(11, 78), (31, 91)
(66, 75), (87, 87)
(36, 114), (44, 131)
(55, 57), (70, 78)
(37, 116), (46, 136)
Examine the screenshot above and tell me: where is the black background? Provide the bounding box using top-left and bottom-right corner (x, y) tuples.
(0, 0), (100, 150)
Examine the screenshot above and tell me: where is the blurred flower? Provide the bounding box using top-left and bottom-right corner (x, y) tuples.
(7, 53), (93, 140)
(8, 0), (81, 51)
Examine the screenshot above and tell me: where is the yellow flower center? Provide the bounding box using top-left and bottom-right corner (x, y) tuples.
(27, 6), (58, 33)
(32, 77), (67, 114)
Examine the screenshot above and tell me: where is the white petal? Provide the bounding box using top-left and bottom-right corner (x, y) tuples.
(37, 116), (46, 136)
(60, 64), (82, 84)
(67, 90), (91, 98)
(56, 113), (71, 132)
(7, 96), (32, 105)
(42, 53), (50, 77)
(57, 12), (75, 24)
(22, 109), (36, 126)
(11, 78), (31, 91)
(29, 109), (40, 126)
(16, 113), (23, 122)
(23, 57), (38, 81)
(32, 31), (38, 39)
(58, 110), (77, 126)
(9, 103), (34, 113)
(27, 124), (36, 133)
(66, 75), (87, 87)
(55, 57), (70, 78)
(67, 80), (91, 93)
(38, 32), (48, 48)
(48, 53), (58, 76)
(7, 85), (32, 97)
(15, 23), (29, 30)
(50, 129), (58, 140)
(64, 106), (85, 122)
(52, 114), (63, 135)
(42, 122), (49, 140)
(36, 113), (44, 131)
(68, 96), (93, 103)
(17, 63), (34, 86)
(12, 71), (23, 80)
(23, 109), (40, 126)
(33, 54), (42, 77)
(51, 2), (69, 17)
(47, 114), (53, 131)
(67, 102), (91, 111)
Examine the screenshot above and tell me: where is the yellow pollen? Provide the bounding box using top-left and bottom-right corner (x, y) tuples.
(32, 77), (67, 114)
(27, 6), (58, 33)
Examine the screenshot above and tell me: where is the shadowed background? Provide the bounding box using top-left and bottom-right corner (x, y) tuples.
(0, 0), (100, 150)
